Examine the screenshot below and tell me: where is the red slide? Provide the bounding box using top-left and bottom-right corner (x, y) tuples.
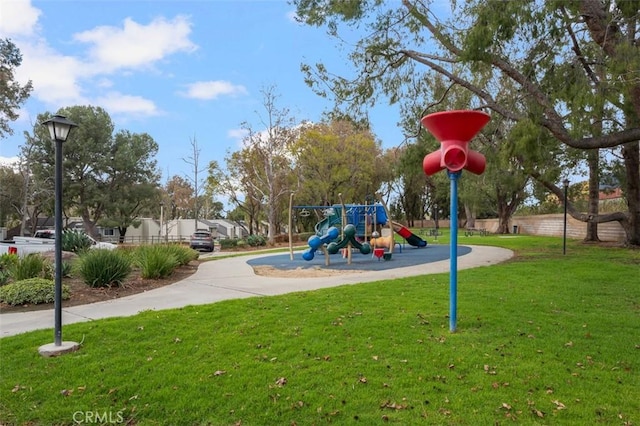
(392, 222), (427, 247)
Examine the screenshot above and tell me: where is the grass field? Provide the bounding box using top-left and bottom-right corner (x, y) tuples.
(1, 234), (638, 425)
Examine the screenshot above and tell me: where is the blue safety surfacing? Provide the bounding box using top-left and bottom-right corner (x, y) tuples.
(246, 244), (472, 272)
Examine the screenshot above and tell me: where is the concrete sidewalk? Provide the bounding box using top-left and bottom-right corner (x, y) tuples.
(0, 245), (513, 338)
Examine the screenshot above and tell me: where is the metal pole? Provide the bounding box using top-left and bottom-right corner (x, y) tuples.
(448, 171), (460, 332)
(160, 203), (164, 243)
(563, 182), (568, 255)
(288, 192), (295, 261)
(54, 139), (63, 346)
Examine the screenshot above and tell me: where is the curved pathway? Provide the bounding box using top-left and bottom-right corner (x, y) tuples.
(0, 245), (513, 338)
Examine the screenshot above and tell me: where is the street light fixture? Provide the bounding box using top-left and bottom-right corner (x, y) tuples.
(563, 178), (570, 255)
(38, 114), (79, 357)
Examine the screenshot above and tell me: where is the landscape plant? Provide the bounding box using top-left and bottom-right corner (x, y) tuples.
(0, 235), (638, 425)
(247, 234), (267, 247)
(219, 238), (238, 250)
(61, 229), (93, 253)
(158, 243), (199, 266)
(134, 245), (180, 279)
(77, 248), (132, 288)
(8, 253), (52, 281)
(0, 277), (69, 305)
(0, 253), (18, 285)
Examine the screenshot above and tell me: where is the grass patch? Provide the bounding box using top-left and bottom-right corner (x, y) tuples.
(1, 235), (638, 425)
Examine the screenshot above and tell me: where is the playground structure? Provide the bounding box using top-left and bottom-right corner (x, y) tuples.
(292, 195), (427, 266)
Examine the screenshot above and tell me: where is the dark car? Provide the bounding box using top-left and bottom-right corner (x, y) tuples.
(190, 230), (214, 252)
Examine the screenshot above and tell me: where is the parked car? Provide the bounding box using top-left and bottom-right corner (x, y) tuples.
(32, 230), (117, 250)
(190, 230), (214, 252)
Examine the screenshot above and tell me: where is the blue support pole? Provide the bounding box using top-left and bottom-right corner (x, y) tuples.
(448, 171), (461, 332)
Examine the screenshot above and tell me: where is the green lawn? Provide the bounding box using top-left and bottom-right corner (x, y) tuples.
(1, 234), (638, 425)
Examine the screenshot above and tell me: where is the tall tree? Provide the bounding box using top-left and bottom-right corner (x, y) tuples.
(208, 156), (265, 235)
(182, 135), (207, 228)
(99, 130), (161, 242)
(235, 86), (298, 244)
(28, 106), (160, 238)
(294, 0), (640, 245)
(0, 39), (32, 138)
(165, 175), (195, 220)
(291, 119), (388, 207)
(17, 133), (54, 236)
(0, 165), (23, 229)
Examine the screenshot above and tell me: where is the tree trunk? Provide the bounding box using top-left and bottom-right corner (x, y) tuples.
(495, 190), (520, 234)
(584, 149), (601, 242)
(464, 203), (475, 229)
(496, 205), (511, 234)
(118, 227), (127, 243)
(19, 170), (30, 237)
(622, 141), (640, 246)
(81, 211), (99, 239)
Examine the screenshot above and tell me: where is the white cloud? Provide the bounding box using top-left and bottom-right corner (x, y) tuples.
(227, 128), (249, 143)
(0, 156), (19, 168)
(96, 78), (114, 89)
(0, 0), (41, 37)
(6, 7), (197, 119)
(18, 40), (88, 106)
(74, 16), (197, 73)
(96, 92), (160, 117)
(181, 80), (248, 100)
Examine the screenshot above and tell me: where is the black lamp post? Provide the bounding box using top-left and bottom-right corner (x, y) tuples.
(563, 179), (570, 255)
(38, 114), (79, 357)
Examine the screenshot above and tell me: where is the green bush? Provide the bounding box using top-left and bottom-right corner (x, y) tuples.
(246, 234), (267, 247)
(0, 253), (18, 286)
(61, 229), (93, 253)
(61, 261), (73, 278)
(134, 245), (180, 279)
(159, 243), (199, 265)
(218, 238), (238, 250)
(0, 278), (70, 306)
(9, 253), (52, 281)
(78, 249), (132, 288)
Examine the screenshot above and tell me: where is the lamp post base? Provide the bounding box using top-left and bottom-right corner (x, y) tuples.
(38, 341), (80, 357)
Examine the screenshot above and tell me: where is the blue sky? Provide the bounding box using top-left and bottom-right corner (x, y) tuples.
(0, 0), (408, 182)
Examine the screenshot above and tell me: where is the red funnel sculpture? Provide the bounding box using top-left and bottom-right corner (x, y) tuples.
(421, 110), (490, 175)
(419, 109), (491, 333)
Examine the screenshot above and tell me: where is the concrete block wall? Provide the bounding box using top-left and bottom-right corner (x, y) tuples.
(475, 214), (626, 242)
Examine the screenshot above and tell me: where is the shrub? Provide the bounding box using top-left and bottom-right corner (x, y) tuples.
(218, 239), (238, 250)
(61, 229), (92, 253)
(78, 249), (132, 288)
(0, 253), (18, 286)
(247, 234), (267, 247)
(0, 278), (70, 306)
(134, 245), (179, 279)
(298, 232), (314, 242)
(61, 261), (73, 278)
(159, 244), (199, 265)
(9, 253), (52, 281)
(0, 270), (10, 286)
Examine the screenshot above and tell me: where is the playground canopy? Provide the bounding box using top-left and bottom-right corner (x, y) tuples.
(293, 204), (388, 237)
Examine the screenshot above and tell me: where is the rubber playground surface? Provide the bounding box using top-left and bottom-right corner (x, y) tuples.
(247, 244), (472, 272)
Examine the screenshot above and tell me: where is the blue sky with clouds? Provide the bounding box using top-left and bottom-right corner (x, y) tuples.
(0, 0), (408, 181)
